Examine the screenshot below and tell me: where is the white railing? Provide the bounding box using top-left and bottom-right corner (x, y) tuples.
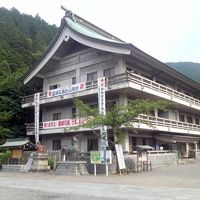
(136, 114), (200, 131)
(25, 114), (200, 133)
(21, 71), (200, 108)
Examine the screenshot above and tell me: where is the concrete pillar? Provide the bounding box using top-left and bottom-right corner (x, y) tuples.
(186, 142), (189, 158)
(118, 57), (126, 74)
(192, 114), (195, 124)
(175, 110), (179, 121)
(76, 68), (81, 83)
(194, 142), (198, 151)
(117, 93), (128, 106)
(80, 137), (88, 152)
(121, 131), (130, 153)
(154, 108), (158, 118)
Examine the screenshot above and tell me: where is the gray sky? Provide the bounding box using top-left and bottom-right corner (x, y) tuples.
(0, 0), (200, 63)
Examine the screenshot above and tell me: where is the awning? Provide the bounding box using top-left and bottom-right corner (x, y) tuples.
(155, 134), (200, 143)
(0, 138), (35, 149)
(136, 145), (154, 150)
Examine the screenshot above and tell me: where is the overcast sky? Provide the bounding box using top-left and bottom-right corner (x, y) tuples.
(0, 0), (200, 63)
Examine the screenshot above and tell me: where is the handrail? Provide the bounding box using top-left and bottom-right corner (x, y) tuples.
(21, 71), (200, 107)
(25, 114), (200, 132)
(136, 114), (200, 131)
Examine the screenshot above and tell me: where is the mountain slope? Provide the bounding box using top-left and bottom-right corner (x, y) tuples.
(0, 7), (58, 143)
(166, 62), (200, 84)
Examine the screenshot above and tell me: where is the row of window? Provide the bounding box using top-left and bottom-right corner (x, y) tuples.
(179, 114), (200, 125)
(49, 67), (115, 90)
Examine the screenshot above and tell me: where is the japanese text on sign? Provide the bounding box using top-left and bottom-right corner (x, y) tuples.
(47, 82), (86, 98)
(43, 118), (86, 129)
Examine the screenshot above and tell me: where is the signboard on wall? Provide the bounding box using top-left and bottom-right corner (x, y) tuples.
(98, 77), (108, 149)
(47, 82), (86, 98)
(12, 149), (22, 159)
(43, 118), (86, 129)
(115, 144), (126, 170)
(34, 93), (40, 144)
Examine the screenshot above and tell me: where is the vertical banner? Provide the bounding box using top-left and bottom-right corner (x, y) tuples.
(98, 77), (108, 149)
(34, 93), (40, 144)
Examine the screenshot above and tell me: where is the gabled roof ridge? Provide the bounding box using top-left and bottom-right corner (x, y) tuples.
(61, 7), (126, 43)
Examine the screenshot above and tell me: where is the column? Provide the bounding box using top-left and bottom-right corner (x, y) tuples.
(121, 131), (130, 153)
(186, 142), (189, 158)
(117, 93), (128, 106)
(76, 68), (81, 82)
(118, 57), (126, 74)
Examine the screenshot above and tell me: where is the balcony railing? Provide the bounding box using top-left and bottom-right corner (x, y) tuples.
(25, 114), (200, 134)
(21, 71), (200, 108)
(136, 114), (200, 132)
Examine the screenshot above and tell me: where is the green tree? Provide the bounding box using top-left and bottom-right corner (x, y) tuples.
(72, 99), (169, 145)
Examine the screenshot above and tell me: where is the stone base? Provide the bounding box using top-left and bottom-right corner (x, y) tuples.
(55, 161), (89, 176)
(2, 165), (26, 172)
(30, 152), (50, 172)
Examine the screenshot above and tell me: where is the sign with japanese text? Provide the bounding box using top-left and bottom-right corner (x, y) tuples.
(98, 77), (108, 149)
(43, 118), (86, 129)
(34, 93), (40, 144)
(47, 82), (86, 98)
(12, 149), (22, 159)
(115, 144), (126, 170)
(90, 150), (112, 164)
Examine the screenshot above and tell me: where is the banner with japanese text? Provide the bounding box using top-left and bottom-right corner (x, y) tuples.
(47, 82), (86, 98)
(43, 118), (86, 129)
(98, 77), (108, 149)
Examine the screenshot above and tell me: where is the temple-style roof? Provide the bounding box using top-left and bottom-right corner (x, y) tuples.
(23, 8), (200, 92)
(0, 138), (35, 149)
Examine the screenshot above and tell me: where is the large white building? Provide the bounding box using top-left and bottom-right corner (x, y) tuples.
(22, 10), (200, 158)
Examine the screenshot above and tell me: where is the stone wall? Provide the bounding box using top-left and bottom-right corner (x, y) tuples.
(2, 165), (26, 172)
(84, 152), (178, 174)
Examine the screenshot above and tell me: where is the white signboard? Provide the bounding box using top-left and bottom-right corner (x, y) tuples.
(34, 93), (40, 144)
(115, 144), (126, 170)
(98, 77), (108, 148)
(47, 82), (86, 98)
(43, 118), (86, 129)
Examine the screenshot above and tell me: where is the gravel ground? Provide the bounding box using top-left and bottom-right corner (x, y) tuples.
(1, 162), (200, 200)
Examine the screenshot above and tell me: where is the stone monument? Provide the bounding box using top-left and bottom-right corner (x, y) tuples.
(55, 136), (88, 175)
(30, 142), (50, 172)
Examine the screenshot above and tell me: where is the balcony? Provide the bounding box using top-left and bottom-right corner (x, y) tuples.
(21, 72), (200, 110)
(25, 114), (200, 136)
(134, 114), (200, 135)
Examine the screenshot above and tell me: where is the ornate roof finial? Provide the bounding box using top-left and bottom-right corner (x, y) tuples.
(61, 5), (76, 22)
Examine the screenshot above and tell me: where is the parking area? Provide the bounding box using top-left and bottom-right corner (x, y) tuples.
(1, 161), (200, 199)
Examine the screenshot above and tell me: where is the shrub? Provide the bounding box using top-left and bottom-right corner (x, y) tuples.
(48, 157), (54, 169)
(0, 150), (11, 165)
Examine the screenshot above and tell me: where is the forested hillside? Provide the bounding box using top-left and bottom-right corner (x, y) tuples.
(0, 7), (57, 143)
(166, 62), (200, 84)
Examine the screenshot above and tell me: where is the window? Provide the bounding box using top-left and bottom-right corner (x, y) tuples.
(72, 77), (76, 85)
(49, 84), (59, 90)
(186, 116), (192, 124)
(72, 107), (76, 118)
(87, 71), (97, 81)
(53, 113), (61, 121)
(87, 138), (98, 151)
(179, 114), (185, 122)
(103, 67), (115, 78)
(52, 139), (61, 150)
(195, 118), (199, 125)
